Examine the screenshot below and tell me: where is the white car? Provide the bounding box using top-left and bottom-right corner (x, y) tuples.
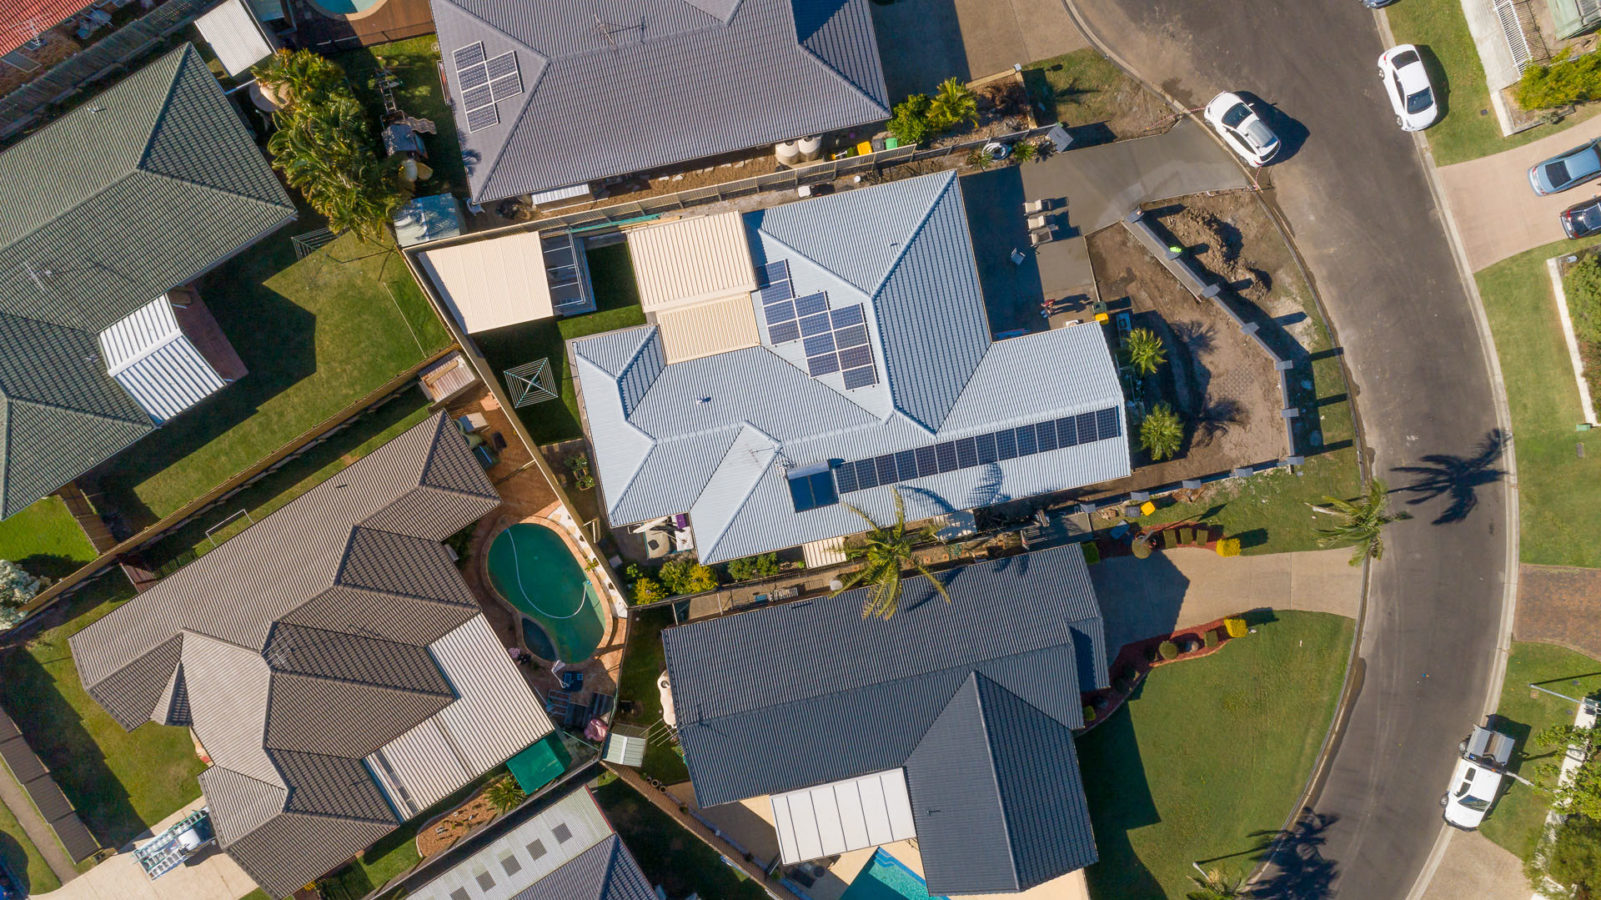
(1203, 92), (1280, 167)
(1441, 725), (1514, 830)
(1379, 45), (1439, 131)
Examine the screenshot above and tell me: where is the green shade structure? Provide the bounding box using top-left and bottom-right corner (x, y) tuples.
(504, 358), (559, 408)
(507, 734), (570, 793)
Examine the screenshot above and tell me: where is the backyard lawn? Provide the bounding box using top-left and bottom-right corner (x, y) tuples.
(613, 608), (690, 785)
(336, 36), (469, 198)
(0, 795), (60, 895)
(95, 225), (452, 530)
(1385, 0), (1596, 165)
(475, 242), (648, 445)
(1077, 610), (1353, 899)
(0, 496), (96, 580)
(593, 778), (769, 900)
(1478, 641), (1601, 862)
(1476, 237), (1601, 565)
(0, 573), (204, 849)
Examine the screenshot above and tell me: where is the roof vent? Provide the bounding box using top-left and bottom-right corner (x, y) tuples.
(696, 397), (711, 404)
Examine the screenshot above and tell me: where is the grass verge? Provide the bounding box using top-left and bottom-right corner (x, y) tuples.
(1023, 48), (1173, 140)
(614, 608), (690, 785)
(0, 496), (96, 581)
(1476, 236), (1601, 565)
(0, 573), (204, 849)
(0, 795), (60, 894)
(1385, 0), (1596, 165)
(97, 227), (451, 528)
(475, 242), (648, 445)
(593, 778), (769, 900)
(1078, 610), (1353, 898)
(335, 36), (468, 198)
(1479, 641), (1601, 862)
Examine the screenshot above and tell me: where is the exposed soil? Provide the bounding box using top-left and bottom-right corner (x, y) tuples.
(415, 788), (501, 859)
(1516, 563), (1601, 660)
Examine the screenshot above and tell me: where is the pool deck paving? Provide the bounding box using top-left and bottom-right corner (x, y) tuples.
(36, 798), (258, 900)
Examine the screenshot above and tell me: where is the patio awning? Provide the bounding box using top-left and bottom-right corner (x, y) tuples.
(506, 734), (570, 794)
(98, 295), (227, 425)
(770, 768), (917, 864)
(627, 212), (756, 312)
(195, 0), (275, 77)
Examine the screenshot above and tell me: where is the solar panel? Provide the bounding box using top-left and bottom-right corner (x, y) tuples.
(874, 455), (897, 484)
(830, 305), (864, 327)
(764, 300), (795, 323)
(465, 105), (499, 132)
(795, 293), (829, 317)
(834, 325), (868, 349)
(1056, 415), (1078, 448)
(485, 51), (518, 79)
(834, 462), (858, 493)
(1016, 424), (1037, 456)
(854, 459), (879, 490)
(453, 42), (486, 69)
(895, 450), (919, 481)
(760, 260), (790, 286)
(975, 432), (998, 465)
(760, 283), (793, 304)
(914, 446), (938, 475)
(491, 72), (523, 103)
(458, 64), (490, 90)
(842, 367), (876, 390)
(955, 437), (978, 469)
(769, 322), (800, 344)
(935, 442), (959, 473)
(1036, 421), (1059, 452)
(803, 333), (835, 358)
(996, 428), (1018, 460)
(807, 354), (840, 376)
(1075, 411), (1098, 443)
(1097, 407), (1122, 436)
(799, 313), (832, 337)
(462, 85), (494, 111)
(838, 345), (872, 370)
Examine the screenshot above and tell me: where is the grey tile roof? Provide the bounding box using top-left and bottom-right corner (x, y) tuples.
(68, 414), (532, 900)
(430, 0), (889, 202)
(572, 173), (1129, 563)
(512, 834), (658, 900)
(662, 545), (1105, 893)
(0, 44), (295, 517)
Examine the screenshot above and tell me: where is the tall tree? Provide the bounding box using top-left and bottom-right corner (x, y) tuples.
(833, 490), (950, 620)
(1310, 479), (1410, 566)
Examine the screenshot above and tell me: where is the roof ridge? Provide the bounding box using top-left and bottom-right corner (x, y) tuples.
(0, 393), (151, 427)
(795, 40), (888, 118)
(136, 166), (296, 216)
(967, 673), (1021, 891)
(324, 581), (478, 610)
(270, 667), (454, 699)
(864, 170), (956, 299)
(0, 170), (148, 273)
(270, 620), (431, 653)
(133, 44), (195, 173)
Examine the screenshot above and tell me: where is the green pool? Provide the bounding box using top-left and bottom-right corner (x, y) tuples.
(486, 523), (606, 664)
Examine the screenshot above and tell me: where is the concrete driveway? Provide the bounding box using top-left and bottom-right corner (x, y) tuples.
(869, 0), (1088, 98)
(1437, 116), (1601, 271)
(36, 799), (258, 900)
(1417, 830), (1528, 900)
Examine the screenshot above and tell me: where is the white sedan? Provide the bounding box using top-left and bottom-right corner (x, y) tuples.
(1203, 92), (1280, 167)
(1379, 44), (1439, 131)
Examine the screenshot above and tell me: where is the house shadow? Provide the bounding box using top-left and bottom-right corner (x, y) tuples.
(1087, 550), (1191, 653)
(1077, 695), (1163, 898)
(958, 165), (1050, 337)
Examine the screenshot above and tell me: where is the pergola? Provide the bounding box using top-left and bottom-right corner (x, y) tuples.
(504, 358), (558, 408)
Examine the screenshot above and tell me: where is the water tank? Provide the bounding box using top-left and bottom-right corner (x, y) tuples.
(775, 141), (801, 166)
(796, 135), (823, 161)
(176, 827), (203, 853)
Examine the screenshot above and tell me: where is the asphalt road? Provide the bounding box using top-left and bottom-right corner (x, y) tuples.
(1060, 1), (1513, 897)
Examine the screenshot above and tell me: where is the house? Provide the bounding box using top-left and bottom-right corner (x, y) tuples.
(570, 171), (1130, 564)
(399, 783), (655, 900)
(0, 43), (295, 519)
(427, 0), (889, 205)
(661, 543), (1108, 895)
(0, 0), (93, 58)
(69, 413), (554, 899)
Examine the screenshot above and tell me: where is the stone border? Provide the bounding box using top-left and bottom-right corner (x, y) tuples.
(1545, 256), (1599, 425)
(474, 511), (623, 665)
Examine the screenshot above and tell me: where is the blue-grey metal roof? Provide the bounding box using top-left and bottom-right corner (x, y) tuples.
(430, 0), (890, 203)
(512, 834), (657, 900)
(662, 545), (1105, 894)
(570, 173), (1129, 563)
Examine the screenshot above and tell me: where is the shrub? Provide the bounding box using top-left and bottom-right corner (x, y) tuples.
(0, 560), (47, 608)
(1083, 705), (1097, 723)
(1010, 140), (1037, 163)
(1123, 327), (1167, 375)
(1215, 537), (1242, 557)
(966, 147), (993, 170)
(659, 557), (719, 595)
(725, 552), (781, 583)
(1567, 255), (1601, 348)
(1139, 403), (1185, 461)
(1080, 542), (1101, 565)
(485, 776), (526, 813)
(1224, 616), (1248, 639)
(887, 93), (934, 145)
(1204, 629), (1220, 648)
(928, 77), (978, 132)
(1546, 815), (1601, 897)
(631, 576), (667, 604)
(1516, 48), (1601, 110)
(1158, 640), (1179, 660)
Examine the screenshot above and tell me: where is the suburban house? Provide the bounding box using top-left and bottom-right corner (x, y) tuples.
(0, 43), (295, 519)
(570, 171), (1130, 564)
(0, 0), (93, 57)
(400, 784), (656, 900)
(69, 413), (554, 899)
(661, 543), (1108, 895)
(427, 0), (890, 205)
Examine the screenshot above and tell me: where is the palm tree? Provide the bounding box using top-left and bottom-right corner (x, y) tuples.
(253, 49), (342, 109)
(1186, 867), (1244, 900)
(833, 490), (950, 620)
(1139, 403), (1185, 461)
(1124, 328), (1167, 375)
(485, 775), (526, 813)
(1310, 479), (1410, 566)
(929, 77), (978, 132)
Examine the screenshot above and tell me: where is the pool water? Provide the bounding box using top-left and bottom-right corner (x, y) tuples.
(311, 0), (379, 14)
(840, 850), (947, 900)
(486, 523), (606, 663)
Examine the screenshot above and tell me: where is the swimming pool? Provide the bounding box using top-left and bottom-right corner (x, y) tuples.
(486, 523), (607, 663)
(839, 849), (947, 900)
(308, 0), (379, 14)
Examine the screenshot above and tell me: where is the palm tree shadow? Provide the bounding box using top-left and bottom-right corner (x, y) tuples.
(1388, 429), (1508, 525)
(1247, 808), (1340, 899)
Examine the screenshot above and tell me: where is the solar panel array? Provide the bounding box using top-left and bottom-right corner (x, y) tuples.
(833, 406), (1124, 494)
(756, 261), (878, 389)
(453, 42), (523, 133)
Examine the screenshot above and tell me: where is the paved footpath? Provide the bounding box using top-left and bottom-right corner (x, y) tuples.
(0, 772), (76, 884)
(1436, 115), (1601, 272)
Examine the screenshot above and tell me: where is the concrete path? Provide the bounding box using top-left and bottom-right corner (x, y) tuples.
(0, 772), (76, 885)
(1436, 115), (1601, 271)
(35, 798), (258, 900)
(869, 0), (1089, 99)
(1460, 0), (1522, 94)
(1516, 564), (1601, 659)
(1019, 119), (1252, 235)
(1088, 547), (1362, 652)
(1417, 830), (1528, 900)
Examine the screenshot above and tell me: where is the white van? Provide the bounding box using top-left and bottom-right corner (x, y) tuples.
(1441, 724), (1515, 830)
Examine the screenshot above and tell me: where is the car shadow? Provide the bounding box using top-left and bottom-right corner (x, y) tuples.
(1413, 45), (1453, 124)
(1234, 91), (1310, 165)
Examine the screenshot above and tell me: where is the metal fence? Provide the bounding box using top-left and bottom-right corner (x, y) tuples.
(0, 0), (223, 141)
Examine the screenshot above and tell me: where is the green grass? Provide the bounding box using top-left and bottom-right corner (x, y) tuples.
(1478, 642), (1601, 862)
(139, 392), (434, 576)
(475, 242), (648, 445)
(0, 794), (61, 895)
(614, 607), (690, 785)
(1476, 237), (1601, 565)
(1386, 0), (1598, 165)
(1022, 48), (1170, 139)
(1079, 610), (1354, 899)
(0, 496), (96, 580)
(593, 779), (769, 900)
(0, 574), (204, 849)
(96, 227), (452, 528)
(335, 36), (469, 198)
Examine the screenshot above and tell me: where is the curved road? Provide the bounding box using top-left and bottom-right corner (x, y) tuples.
(1061, 1), (1514, 897)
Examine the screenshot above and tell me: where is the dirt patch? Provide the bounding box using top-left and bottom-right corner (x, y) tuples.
(1025, 48), (1174, 142)
(415, 786), (502, 859)
(1516, 564), (1601, 660)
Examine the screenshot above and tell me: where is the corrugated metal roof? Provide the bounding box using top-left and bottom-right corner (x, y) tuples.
(431, 0), (888, 202)
(419, 231), (555, 333)
(627, 213), (756, 312)
(368, 718), (470, 813)
(656, 295), (762, 363)
(430, 616), (555, 775)
(663, 546), (1105, 894)
(194, 0), (274, 77)
(770, 769), (916, 864)
(184, 633), (280, 788)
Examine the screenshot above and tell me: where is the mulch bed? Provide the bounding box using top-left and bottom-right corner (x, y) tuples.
(415, 789), (501, 859)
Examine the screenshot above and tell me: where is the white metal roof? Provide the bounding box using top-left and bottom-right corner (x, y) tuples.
(770, 768), (917, 864)
(627, 212), (756, 312)
(419, 231), (554, 333)
(654, 294), (761, 363)
(406, 788), (613, 900)
(195, 0), (274, 77)
(98, 295), (226, 424)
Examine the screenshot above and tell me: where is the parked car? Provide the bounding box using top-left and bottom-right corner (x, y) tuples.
(1562, 197), (1601, 238)
(1362, 0), (1399, 7)
(1203, 92), (1280, 167)
(1530, 140), (1601, 195)
(1378, 45), (1438, 131)
(1441, 724), (1515, 830)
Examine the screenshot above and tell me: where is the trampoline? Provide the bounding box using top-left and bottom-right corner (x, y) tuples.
(486, 523), (606, 663)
